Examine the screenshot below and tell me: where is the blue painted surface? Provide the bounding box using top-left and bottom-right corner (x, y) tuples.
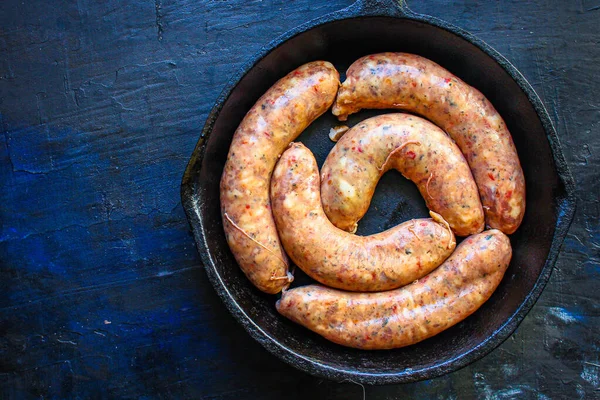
(1, 0), (599, 398)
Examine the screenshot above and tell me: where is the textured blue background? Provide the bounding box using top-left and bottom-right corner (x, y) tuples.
(1, 0), (599, 398)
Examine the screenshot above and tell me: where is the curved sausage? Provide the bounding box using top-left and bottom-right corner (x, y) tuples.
(332, 53), (525, 234)
(321, 113), (484, 237)
(270, 142), (455, 292)
(220, 61), (339, 294)
(276, 229), (511, 350)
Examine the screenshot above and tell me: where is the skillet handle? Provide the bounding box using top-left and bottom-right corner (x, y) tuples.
(346, 0), (413, 17)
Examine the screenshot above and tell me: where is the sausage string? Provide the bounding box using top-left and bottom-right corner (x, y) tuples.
(408, 221), (422, 240)
(377, 141), (421, 172)
(426, 173), (435, 200)
(223, 212), (290, 271)
(429, 211), (456, 249)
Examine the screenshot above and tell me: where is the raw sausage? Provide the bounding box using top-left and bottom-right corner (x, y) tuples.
(220, 61), (339, 294)
(320, 113), (484, 237)
(332, 53), (525, 234)
(270, 142), (455, 292)
(276, 229), (511, 350)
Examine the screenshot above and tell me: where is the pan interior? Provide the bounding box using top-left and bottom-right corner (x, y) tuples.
(190, 16), (564, 379)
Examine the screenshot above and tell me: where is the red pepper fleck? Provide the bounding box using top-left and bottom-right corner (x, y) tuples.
(245, 204), (250, 209)
(421, 222), (427, 227)
(412, 82), (417, 87)
(444, 77), (451, 83)
(358, 147), (363, 153)
(294, 70), (301, 76)
(263, 131), (270, 137)
(406, 151), (416, 159)
(488, 173), (495, 181)
(505, 190), (512, 199)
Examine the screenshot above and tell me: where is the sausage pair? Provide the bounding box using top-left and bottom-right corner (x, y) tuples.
(277, 229), (511, 350)
(333, 52), (525, 235)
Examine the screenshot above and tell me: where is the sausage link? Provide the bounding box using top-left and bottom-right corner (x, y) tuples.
(270, 142), (455, 292)
(321, 113), (484, 237)
(220, 61), (339, 294)
(276, 229), (511, 349)
(332, 53), (525, 234)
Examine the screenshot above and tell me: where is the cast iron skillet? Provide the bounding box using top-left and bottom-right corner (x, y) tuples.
(181, 0), (575, 384)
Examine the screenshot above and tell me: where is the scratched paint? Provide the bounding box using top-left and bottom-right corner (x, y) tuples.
(1, 0), (599, 398)
(581, 364), (600, 387)
(546, 307), (582, 324)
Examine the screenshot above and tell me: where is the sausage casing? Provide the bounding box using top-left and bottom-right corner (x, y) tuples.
(270, 142), (455, 292)
(320, 113), (484, 236)
(332, 53), (525, 234)
(220, 61), (339, 294)
(277, 229), (511, 349)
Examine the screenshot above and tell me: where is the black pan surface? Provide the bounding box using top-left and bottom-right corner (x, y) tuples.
(181, 0), (575, 384)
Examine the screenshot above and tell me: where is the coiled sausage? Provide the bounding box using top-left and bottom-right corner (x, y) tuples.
(320, 113), (484, 236)
(332, 53), (525, 234)
(220, 61), (339, 294)
(270, 142), (455, 292)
